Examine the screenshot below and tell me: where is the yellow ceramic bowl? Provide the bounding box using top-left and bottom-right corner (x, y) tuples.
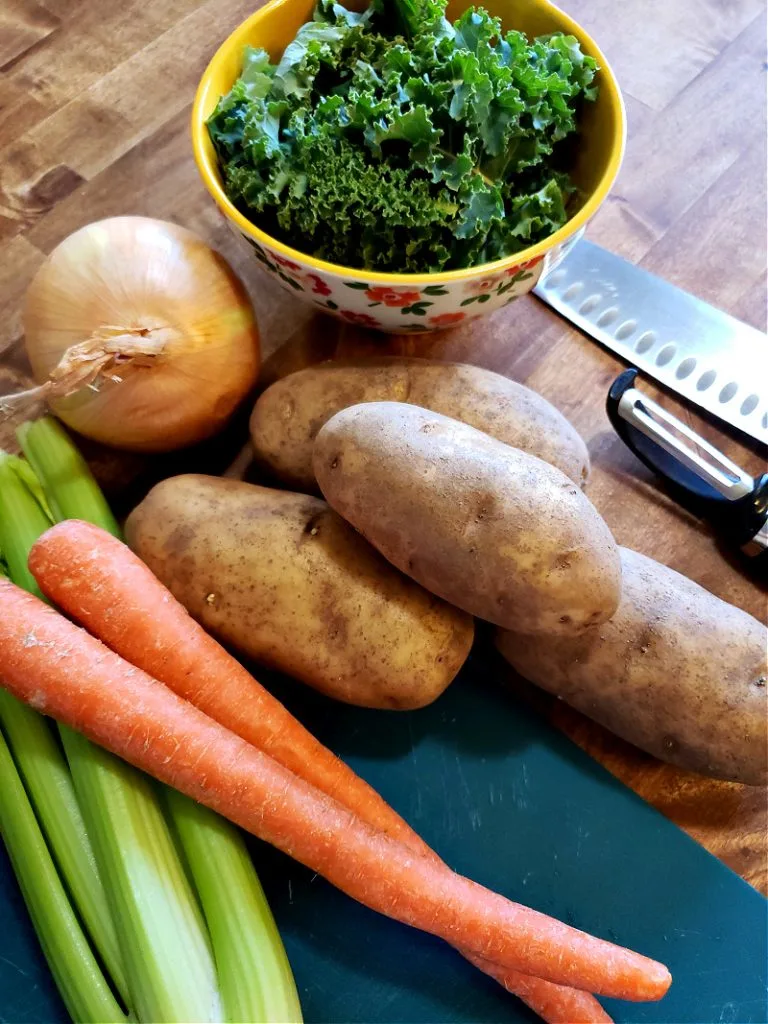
(192, 0), (625, 332)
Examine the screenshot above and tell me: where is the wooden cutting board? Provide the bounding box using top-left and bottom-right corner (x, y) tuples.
(2, 650), (766, 1024)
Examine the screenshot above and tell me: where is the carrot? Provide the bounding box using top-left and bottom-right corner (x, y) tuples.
(474, 958), (615, 1024)
(31, 521), (614, 1020)
(0, 578), (670, 1002)
(29, 520), (430, 851)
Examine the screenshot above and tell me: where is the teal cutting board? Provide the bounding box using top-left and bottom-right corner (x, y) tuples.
(2, 647), (766, 1023)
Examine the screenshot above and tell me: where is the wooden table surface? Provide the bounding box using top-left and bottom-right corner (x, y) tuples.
(1, 0), (766, 894)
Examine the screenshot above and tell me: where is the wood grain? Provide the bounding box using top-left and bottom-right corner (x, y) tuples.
(0, 0), (766, 894)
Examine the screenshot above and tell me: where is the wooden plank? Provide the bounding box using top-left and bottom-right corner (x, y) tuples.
(0, 0), (204, 143)
(0, 235), (44, 358)
(733, 273), (768, 332)
(0, 78), (48, 152)
(640, 140), (768, 315)
(0, 0), (258, 243)
(565, 0), (764, 110)
(592, 14), (767, 255)
(0, 0), (59, 70)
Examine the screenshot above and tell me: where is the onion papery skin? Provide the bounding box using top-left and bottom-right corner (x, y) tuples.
(23, 217), (261, 453)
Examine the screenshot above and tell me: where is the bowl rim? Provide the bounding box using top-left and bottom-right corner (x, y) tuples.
(191, 0), (626, 284)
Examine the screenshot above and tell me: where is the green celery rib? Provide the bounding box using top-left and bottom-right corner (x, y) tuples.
(16, 418), (120, 537)
(20, 416), (302, 1024)
(0, 727), (127, 1024)
(11, 425), (223, 1024)
(165, 789), (303, 1024)
(61, 735), (221, 1024)
(10, 455), (55, 521)
(0, 690), (131, 1007)
(0, 454), (130, 1005)
(0, 451), (52, 599)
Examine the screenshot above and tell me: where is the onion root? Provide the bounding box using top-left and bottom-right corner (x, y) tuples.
(1, 327), (168, 411)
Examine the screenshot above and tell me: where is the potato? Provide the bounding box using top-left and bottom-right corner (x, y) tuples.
(250, 357), (590, 490)
(313, 402), (621, 635)
(125, 474), (474, 710)
(496, 547), (768, 785)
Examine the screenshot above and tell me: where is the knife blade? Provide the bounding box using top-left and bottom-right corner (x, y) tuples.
(534, 239), (768, 446)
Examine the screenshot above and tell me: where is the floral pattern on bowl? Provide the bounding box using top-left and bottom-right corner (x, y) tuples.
(193, 0), (625, 335)
(227, 221), (586, 333)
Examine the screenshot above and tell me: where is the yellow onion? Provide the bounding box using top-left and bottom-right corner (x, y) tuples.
(20, 216), (260, 452)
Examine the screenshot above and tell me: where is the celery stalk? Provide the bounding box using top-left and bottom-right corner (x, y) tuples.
(20, 416), (303, 1023)
(0, 455), (130, 1004)
(62, 736), (221, 1024)
(0, 451), (51, 599)
(10, 425), (223, 1023)
(10, 455), (54, 520)
(165, 790), (303, 1023)
(0, 727), (127, 1024)
(0, 690), (131, 1006)
(16, 418), (120, 537)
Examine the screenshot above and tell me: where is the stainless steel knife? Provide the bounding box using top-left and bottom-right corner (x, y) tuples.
(534, 240), (768, 446)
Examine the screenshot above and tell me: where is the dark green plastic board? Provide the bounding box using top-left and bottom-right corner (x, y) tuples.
(2, 649), (766, 1023)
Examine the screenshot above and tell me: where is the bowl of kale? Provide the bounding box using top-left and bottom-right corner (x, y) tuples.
(194, 0), (624, 330)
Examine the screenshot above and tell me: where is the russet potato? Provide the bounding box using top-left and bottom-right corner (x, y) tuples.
(250, 357), (590, 490)
(125, 474), (474, 710)
(497, 547), (768, 785)
(313, 402), (621, 635)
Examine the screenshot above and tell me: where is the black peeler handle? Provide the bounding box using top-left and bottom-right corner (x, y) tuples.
(607, 369), (768, 563)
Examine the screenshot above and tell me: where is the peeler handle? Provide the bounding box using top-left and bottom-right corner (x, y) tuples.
(607, 369), (768, 565)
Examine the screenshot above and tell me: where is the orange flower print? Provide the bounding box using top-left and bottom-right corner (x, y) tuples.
(428, 312), (466, 327)
(340, 310), (380, 327)
(365, 286), (422, 307)
(464, 274), (504, 294)
(271, 252), (301, 272)
(305, 273), (332, 296)
(505, 254), (544, 276)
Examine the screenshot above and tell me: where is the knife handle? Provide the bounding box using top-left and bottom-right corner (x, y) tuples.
(607, 369), (768, 568)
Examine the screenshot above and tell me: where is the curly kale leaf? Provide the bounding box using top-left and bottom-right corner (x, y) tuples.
(207, 0), (597, 271)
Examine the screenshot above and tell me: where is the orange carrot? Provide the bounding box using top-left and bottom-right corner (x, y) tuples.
(0, 578), (671, 1001)
(29, 521), (430, 850)
(31, 521), (614, 1020)
(475, 959), (615, 1024)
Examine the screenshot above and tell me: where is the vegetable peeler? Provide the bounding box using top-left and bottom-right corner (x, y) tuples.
(607, 369), (768, 570)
